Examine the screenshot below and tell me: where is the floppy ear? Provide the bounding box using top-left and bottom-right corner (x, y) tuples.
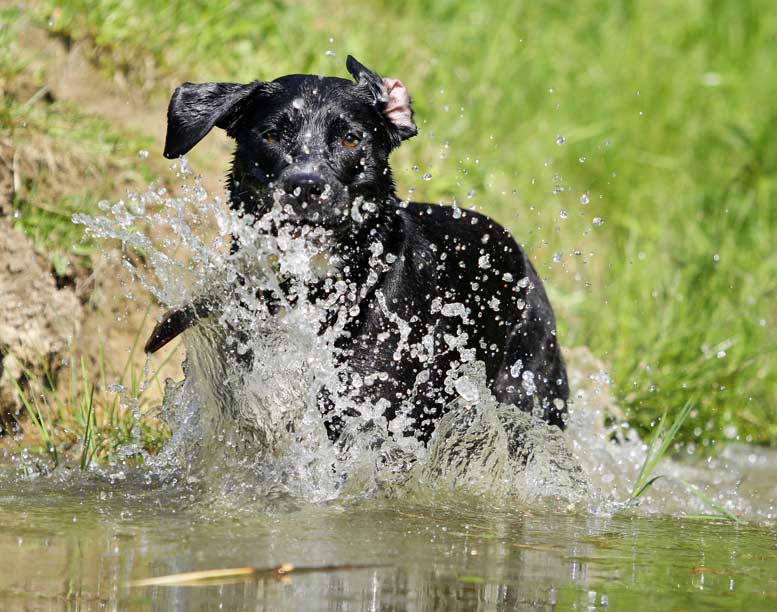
(163, 81), (265, 158)
(346, 55), (417, 145)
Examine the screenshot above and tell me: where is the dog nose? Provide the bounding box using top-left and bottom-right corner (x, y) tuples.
(283, 173), (327, 202)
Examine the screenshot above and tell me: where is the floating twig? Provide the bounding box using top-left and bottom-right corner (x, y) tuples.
(131, 562), (388, 587)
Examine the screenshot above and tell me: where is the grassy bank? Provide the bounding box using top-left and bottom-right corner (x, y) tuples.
(1, 6), (156, 275)
(1, 6), (170, 464)
(5, 0), (776, 452)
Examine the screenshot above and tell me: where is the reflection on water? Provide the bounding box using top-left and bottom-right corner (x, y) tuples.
(1, 481), (775, 611)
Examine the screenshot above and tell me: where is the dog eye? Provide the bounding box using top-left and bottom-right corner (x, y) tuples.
(261, 129), (280, 143)
(341, 132), (362, 148)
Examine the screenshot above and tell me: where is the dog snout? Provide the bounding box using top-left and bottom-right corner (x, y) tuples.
(283, 173), (327, 203)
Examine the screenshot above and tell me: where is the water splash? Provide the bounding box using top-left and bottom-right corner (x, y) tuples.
(69, 161), (776, 522)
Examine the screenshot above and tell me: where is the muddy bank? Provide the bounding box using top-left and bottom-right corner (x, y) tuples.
(0, 16), (190, 435)
(0, 219), (82, 428)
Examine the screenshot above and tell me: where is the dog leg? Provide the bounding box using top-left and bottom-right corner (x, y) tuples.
(144, 296), (214, 353)
(493, 314), (569, 429)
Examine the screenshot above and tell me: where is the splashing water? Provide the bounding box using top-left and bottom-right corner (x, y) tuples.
(70, 161), (776, 522)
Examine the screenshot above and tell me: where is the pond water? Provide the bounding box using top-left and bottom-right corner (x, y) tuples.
(1, 477), (776, 611)
(3, 163), (776, 611)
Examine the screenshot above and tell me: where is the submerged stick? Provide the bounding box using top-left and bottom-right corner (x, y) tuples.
(132, 566), (270, 587)
(131, 562), (388, 587)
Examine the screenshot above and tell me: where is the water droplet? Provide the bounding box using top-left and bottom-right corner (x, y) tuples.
(137, 149), (149, 159)
(703, 72), (722, 87)
(178, 156), (191, 174)
(559, 210), (568, 219)
(325, 50), (336, 57)
(713, 253), (720, 262)
(579, 193), (590, 205)
(521, 370), (536, 395)
(592, 217), (604, 227)
(454, 376), (479, 403)
(556, 135), (565, 145)
(441, 302), (466, 317)
(421, 173), (432, 181)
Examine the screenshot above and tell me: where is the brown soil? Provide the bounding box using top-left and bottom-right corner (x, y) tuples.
(0, 219), (83, 427)
(16, 21), (231, 195)
(1, 18), (238, 428)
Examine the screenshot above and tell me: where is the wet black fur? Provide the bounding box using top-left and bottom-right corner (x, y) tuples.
(158, 56), (569, 443)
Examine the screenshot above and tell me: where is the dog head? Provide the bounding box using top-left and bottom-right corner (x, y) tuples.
(164, 57), (416, 231)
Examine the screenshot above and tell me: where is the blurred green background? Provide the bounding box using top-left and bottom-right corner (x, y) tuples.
(3, 0), (776, 449)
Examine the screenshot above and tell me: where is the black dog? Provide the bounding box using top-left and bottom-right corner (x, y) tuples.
(146, 56), (569, 444)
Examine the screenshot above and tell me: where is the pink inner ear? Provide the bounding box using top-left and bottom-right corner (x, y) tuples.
(382, 78), (413, 129)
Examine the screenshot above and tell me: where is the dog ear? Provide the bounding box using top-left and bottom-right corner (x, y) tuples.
(346, 56), (417, 145)
(163, 81), (265, 158)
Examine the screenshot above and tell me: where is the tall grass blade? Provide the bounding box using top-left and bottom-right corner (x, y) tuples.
(10, 377), (58, 466)
(80, 383), (96, 471)
(630, 400), (693, 499)
(680, 479), (738, 522)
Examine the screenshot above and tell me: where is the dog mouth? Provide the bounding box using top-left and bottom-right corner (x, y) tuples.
(285, 223), (337, 241)
(278, 206), (352, 234)
(247, 186), (381, 238)
(271, 189), (365, 230)
(269, 210), (352, 245)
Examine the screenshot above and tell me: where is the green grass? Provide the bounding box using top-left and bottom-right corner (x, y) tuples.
(630, 401), (694, 500)
(628, 401), (738, 521)
(8, 313), (176, 471)
(1, 5), (156, 275)
(5, 105), (154, 275)
(13, 0), (777, 448)
(10, 376), (59, 466)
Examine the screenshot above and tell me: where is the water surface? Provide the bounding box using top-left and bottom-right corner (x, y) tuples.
(5, 163), (775, 611)
(1, 478), (776, 611)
